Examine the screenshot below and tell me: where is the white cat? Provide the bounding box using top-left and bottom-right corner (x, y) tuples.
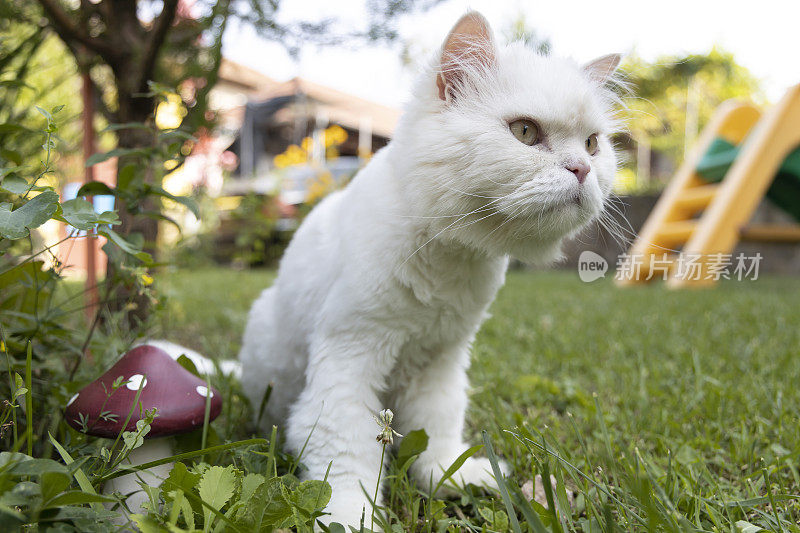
(239, 11), (621, 527)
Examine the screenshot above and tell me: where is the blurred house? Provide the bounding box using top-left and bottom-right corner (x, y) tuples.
(168, 58), (399, 203)
(59, 58), (400, 276)
(159, 58), (400, 262)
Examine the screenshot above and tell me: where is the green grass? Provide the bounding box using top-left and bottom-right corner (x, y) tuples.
(156, 268), (800, 530)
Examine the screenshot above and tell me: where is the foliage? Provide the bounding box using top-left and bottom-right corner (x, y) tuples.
(0, 14), (84, 176)
(503, 12), (552, 56)
(227, 193), (293, 268)
(621, 48), (764, 176)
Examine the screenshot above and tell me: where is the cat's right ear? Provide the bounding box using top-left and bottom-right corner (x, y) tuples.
(436, 11), (496, 103)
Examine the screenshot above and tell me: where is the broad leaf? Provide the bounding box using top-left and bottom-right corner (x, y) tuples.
(0, 191), (59, 239)
(0, 149), (22, 165)
(290, 479), (331, 513)
(197, 465), (237, 530)
(146, 185), (200, 218)
(7, 457), (68, 477)
(99, 228), (153, 264)
(40, 471), (71, 502)
(397, 429), (429, 468)
(0, 174), (27, 194)
(42, 491), (116, 509)
(86, 147), (148, 167)
(57, 198), (120, 230)
(76, 181), (115, 197)
(239, 473), (265, 505)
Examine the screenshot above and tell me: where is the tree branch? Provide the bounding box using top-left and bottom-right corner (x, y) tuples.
(137, 0), (180, 92)
(36, 0), (117, 60)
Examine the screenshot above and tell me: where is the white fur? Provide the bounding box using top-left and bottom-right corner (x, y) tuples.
(239, 13), (620, 527)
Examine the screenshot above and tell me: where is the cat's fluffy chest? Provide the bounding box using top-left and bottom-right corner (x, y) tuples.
(387, 242), (508, 384)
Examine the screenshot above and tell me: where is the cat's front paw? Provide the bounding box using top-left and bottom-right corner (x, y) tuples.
(318, 491), (377, 531)
(413, 455), (509, 494)
(452, 456), (508, 490)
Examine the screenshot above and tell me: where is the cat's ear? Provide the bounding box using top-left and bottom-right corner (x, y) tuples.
(436, 11), (496, 103)
(583, 53), (622, 83)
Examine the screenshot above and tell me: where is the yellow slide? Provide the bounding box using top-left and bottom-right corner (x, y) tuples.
(618, 84), (800, 287)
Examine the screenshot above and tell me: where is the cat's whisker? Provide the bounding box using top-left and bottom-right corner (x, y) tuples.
(439, 184), (504, 199)
(382, 196), (509, 220)
(398, 197), (508, 266)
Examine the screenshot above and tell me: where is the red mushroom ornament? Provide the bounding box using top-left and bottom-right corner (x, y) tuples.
(65, 344), (223, 517)
(66, 344), (222, 437)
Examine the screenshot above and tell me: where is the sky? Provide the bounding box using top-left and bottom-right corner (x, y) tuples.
(222, 0), (799, 109)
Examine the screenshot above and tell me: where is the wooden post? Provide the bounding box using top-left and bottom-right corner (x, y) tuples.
(82, 72), (98, 323)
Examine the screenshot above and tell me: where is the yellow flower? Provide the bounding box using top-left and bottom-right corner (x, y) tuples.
(140, 273), (154, 286)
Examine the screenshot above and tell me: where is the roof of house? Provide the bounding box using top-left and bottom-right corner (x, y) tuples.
(260, 77), (400, 138)
(218, 59), (278, 94)
(218, 59), (400, 138)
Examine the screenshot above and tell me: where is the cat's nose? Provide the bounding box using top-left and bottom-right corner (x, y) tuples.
(567, 162), (590, 184)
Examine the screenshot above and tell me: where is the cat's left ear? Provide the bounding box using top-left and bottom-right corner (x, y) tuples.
(583, 54), (622, 83)
(437, 11), (496, 103)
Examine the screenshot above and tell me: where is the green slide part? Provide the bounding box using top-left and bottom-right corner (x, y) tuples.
(695, 137), (800, 222)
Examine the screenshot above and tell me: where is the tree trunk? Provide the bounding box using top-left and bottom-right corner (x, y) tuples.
(105, 85), (160, 327)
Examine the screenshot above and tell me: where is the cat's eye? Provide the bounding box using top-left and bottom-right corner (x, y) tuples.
(509, 119), (539, 146)
(586, 133), (599, 155)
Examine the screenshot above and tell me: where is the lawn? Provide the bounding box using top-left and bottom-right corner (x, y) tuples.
(155, 268), (800, 530)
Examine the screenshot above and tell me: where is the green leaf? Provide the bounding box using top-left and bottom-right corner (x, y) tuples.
(239, 473), (265, 505)
(58, 198), (105, 230)
(433, 444), (484, 496)
(146, 185), (200, 218)
(167, 489), (195, 530)
(99, 228), (153, 264)
(118, 164), (137, 190)
(482, 431), (523, 533)
(47, 433), (104, 512)
(12, 373), (26, 400)
(35, 106), (52, 120)
(86, 147), (147, 167)
(7, 457), (69, 476)
(0, 149), (22, 165)
(241, 477), (291, 529)
(176, 354), (201, 377)
(0, 190), (59, 239)
(290, 479), (331, 513)
(40, 471), (71, 502)
(397, 429), (429, 468)
(158, 129), (196, 143)
(197, 465), (237, 531)
(164, 462), (201, 497)
(76, 181), (116, 197)
(736, 520), (765, 533)
(0, 124), (31, 135)
(479, 507), (509, 531)
(42, 491), (117, 509)
(0, 174), (27, 194)
(102, 122), (150, 132)
(131, 513), (166, 533)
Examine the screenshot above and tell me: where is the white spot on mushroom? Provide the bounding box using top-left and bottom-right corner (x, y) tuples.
(126, 374), (147, 391)
(195, 385), (213, 398)
(67, 393), (79, 406)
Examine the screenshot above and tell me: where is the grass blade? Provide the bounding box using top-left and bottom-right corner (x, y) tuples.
(433, 444), (484, 496)
(25, 341), (32, 456)
(48, 432), (104, 512)
(482, 431), (522, 533)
